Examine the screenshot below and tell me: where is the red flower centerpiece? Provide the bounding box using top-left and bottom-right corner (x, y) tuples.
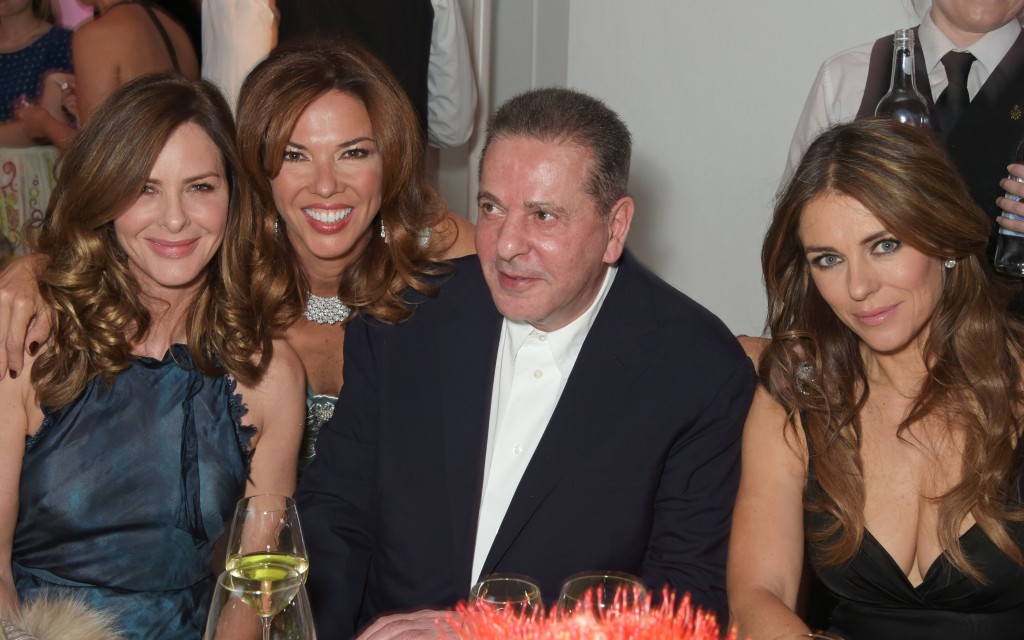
(446, 587), (736, 640)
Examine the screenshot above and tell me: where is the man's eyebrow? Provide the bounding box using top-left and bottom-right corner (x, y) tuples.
(524, 200), (569, 215)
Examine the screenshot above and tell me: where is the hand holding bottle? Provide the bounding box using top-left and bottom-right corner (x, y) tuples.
(995, 162), (1024, 275)
(997, 164), (1024, 230)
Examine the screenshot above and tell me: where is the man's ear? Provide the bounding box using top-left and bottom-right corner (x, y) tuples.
(603, 195), (634, 264)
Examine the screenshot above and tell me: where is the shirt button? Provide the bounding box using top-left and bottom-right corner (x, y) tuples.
(538, 335), (547, 342)
(513, 445), (523, 456)
(533, 369), (543, 379)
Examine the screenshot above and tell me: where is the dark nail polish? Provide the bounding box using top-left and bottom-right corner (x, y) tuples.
(9, 370), (16, 379)
(28, 341), (38, 356)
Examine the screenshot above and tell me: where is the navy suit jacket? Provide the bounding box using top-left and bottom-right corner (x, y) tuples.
(296, 252), (755, 637)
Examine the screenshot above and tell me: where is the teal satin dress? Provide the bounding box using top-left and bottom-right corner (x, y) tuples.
(12, 345), (254, 640)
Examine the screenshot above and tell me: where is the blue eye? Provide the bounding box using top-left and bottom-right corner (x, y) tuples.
(812, 254), (841, 269)
(875, 238), (900, 253)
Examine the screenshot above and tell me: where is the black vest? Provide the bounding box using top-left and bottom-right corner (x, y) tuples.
(277, 0), (435, 139)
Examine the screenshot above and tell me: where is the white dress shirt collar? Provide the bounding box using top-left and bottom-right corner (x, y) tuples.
(920, 11), (1020, 79)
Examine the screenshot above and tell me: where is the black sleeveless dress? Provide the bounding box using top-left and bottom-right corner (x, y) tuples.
(805, 443), (1024, 638)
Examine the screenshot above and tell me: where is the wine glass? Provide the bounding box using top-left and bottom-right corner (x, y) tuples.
(204, 570), (315, 640)
(224, 495), (309, 640)
(557, 570), (646, 615)
(226, 495), (308, 582)
(469, 574), (542, 614)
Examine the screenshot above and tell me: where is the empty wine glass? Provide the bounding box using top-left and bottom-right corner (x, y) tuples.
(469, 574), (542, 614)
(226, 495), (308, 582)
(204, 570), (314, 640)
(557, 570), (646, 615)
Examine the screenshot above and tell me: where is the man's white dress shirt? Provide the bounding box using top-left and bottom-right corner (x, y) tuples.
(471, 265), (618, 583)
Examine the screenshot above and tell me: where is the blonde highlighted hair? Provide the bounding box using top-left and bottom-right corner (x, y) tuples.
(32, 73), (282, 408)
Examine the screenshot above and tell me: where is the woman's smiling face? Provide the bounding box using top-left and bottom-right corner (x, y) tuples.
(270, 90), (384, 274)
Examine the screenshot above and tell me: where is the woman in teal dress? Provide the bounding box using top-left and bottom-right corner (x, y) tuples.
(0, 74), (304, 639)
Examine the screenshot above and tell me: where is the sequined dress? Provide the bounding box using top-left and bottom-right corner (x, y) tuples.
(299, 386), (336, 473)
(12, 345), (254, 640)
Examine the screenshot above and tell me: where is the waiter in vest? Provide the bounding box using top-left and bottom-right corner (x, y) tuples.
(788, 1), (1024, 277)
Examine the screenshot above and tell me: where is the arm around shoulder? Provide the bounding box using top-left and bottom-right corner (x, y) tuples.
(727, 386), (810, 640)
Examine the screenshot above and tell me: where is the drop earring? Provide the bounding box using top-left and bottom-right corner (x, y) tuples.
(380, 219), (388, 243)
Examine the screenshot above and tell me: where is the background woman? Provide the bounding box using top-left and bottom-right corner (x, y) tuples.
(0, 74), (303, 638)
(236, 40), (475, 470)
(728, 118), (1024, 639)
(0, 0), (72, 146)
(16, 0), (199, 146)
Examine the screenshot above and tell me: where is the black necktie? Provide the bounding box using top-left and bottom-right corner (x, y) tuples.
(936, 50), (975, 134)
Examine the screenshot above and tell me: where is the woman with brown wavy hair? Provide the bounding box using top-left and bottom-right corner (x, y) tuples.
(0, 74), (303, 638)
(728, 117), (1024, 640)
(235, 39), (475, 471)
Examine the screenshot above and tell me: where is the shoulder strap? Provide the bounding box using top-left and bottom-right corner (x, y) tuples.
(136, 0), (180, 72)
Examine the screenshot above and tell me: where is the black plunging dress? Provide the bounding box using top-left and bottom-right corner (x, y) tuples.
(805, 447), (1024, 638)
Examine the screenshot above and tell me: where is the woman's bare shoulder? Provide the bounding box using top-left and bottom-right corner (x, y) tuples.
(436, 212), (476, 259)
(737, 335), (769, 367)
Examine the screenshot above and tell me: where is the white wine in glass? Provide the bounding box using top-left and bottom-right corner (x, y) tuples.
(226, 495), (309, 583)
(204, 570), (315, 640)
(469, 574), (542, 614)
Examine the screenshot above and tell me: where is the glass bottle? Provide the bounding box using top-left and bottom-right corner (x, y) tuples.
(994, 138), (1024, 277)
(875, 28), (932, 128)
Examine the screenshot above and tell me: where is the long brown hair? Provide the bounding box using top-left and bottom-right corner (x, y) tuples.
(236, 39), (451, 328)
(763, 117), (1024, 580)
(32, 73), (273, 408)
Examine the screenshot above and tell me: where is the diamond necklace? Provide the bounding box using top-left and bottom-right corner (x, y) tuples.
(304, 293), (352, 325)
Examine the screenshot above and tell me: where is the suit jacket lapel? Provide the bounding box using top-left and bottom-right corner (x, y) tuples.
(438, 268), (502, 588)
(481, 254), (658, 574)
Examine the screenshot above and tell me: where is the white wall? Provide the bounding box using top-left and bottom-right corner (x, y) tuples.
(566, 1), (921, 335)
(449, 0), (923, 335)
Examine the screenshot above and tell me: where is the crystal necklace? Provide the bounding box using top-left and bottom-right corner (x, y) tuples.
(304, 293), (351, 325)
